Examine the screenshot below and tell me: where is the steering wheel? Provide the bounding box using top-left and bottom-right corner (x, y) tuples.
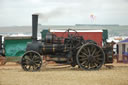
(62, 29), (79, 38)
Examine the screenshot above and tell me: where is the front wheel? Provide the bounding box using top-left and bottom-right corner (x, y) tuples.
(76, 44), (105, 70)
(21, 51), (42, 71)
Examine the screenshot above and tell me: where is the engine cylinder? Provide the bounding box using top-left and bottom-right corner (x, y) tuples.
(45, 32), (62, 44)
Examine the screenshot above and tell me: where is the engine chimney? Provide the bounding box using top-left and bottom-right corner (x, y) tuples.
(0, 35), (2, 49)
(32, 14), (38, 41)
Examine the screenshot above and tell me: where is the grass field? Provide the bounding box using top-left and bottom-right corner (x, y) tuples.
(0, 62), (128, 85)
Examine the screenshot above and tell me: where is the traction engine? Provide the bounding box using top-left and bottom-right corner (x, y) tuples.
(21, 14), (113, 71)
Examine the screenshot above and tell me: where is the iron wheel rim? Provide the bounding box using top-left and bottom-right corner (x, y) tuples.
(21, 51), (42, 71)
(76, 44), (105, 70)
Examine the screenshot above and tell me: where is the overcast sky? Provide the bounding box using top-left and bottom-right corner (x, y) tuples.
(0, 0), (128, 26)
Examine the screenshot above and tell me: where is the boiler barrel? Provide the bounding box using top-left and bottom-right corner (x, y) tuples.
(42, 44), (67, 54)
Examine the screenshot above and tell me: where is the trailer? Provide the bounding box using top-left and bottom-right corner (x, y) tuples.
(0, 36), (32, 64)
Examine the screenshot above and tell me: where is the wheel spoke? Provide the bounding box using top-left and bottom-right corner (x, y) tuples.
(81, 61), (87, 65)
(95, 60), (101, 65)
(29, 53), (33, 59)
(79, 55), (87, 58)
(24, 56), (31, 61)
(90, 62), (96, 68)
(34, 60), (40, 63)
(90, 46), (94, 53)
(95, 50), (101, 55)
(87, 47), (91, 56)
(83, 48), (87, 53)
(93, 62), (98, 68)
(81, 52), (88, 57)
(92, 47), (96, 56)
(96, 57), (104, 61)
(33, 54), (39, 60)
(32, 54), (36, 60)
(95, 54), (101, 58)
(79, 57), (88, 61)
(32, 65), (37, 70)
(86, 61), (89, 69)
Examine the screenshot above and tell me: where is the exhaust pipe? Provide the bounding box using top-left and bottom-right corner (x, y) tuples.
(32, 14), (38, 41)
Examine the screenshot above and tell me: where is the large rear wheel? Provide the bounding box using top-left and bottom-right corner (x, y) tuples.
(21, 51), (42, 71)
(76, 44), (105, 70)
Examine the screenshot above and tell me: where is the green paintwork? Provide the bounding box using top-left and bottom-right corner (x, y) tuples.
(4, 37), (32, 58)
(41, 29), (49, 39)
(102, 29), (108, 41)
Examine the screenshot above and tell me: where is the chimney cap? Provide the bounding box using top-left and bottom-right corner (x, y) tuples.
(32, 14), (39, 16)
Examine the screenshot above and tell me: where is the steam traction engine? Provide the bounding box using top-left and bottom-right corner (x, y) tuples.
(21, 14), (112, 71)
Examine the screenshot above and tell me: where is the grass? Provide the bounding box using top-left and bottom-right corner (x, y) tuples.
(0, 63), (128, 85)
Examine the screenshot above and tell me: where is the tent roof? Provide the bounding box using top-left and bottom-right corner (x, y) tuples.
(119, 38), (128, 43)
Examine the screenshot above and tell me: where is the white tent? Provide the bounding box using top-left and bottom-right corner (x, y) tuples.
(117, 38), (128, 61)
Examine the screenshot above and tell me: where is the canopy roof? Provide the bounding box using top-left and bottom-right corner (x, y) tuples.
(118, 38), (128, 43)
